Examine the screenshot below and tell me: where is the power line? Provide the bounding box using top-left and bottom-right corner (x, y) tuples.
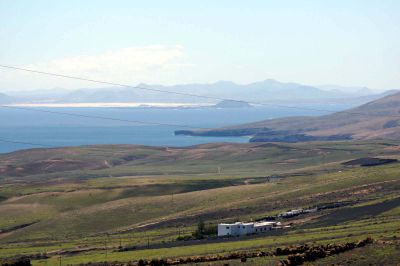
(0, 104), (214, 151)
(1, 64), (399, 118)
(2, 67), (397, 251)
(0, 138), (55, 148)
(0, 64), (399, 151)
(0, 105), (210, 130)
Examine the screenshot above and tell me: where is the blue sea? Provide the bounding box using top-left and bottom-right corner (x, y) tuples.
(0, 104), (354, 153)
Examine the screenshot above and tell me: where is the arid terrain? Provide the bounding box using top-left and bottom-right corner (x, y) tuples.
(176, 91), (400, 143)
(0, 140), (399, 265)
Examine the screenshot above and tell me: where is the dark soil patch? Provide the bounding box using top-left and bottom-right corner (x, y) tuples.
(0, 221), (38, 234)
(119, 178), (266, 198)
(342, 157), (398, 167)
(305, 197), (400, 228)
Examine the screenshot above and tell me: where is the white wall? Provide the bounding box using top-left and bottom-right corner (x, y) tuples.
(218, 222), (276, 237)
(217, 224), (232, 237)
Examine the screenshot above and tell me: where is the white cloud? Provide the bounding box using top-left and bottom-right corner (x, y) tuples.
(1, 45), (191, 91)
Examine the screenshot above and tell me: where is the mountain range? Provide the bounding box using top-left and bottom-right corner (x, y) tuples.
(1, 79), (396, 106)
(176, 91), (400, 142)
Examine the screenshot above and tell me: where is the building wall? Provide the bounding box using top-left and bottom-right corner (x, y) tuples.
(217, 224), (233, 236)
(254, 225), (272, 233)
(230, 223), (241, 235)
(241, 224), (254, 235)
(218, 222), (276, 237)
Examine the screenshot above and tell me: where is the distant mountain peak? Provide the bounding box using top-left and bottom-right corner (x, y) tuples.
(4, 79), (394, 105)
(213, 80), (236, 85)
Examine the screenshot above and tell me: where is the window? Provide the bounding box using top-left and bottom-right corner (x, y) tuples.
(243, 226), (245, 229)
(226, 226), (230, 229)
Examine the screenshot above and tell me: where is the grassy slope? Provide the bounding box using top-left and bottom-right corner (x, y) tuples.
(0, 141), (399, 265)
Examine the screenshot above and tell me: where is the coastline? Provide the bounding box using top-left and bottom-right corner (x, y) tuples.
(5, 102), (214, 108)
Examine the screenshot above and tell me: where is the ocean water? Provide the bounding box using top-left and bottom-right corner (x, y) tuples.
(0, 104), (353, 153)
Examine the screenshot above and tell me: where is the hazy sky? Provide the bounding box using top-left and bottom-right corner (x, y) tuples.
(0, 0), (399, 91)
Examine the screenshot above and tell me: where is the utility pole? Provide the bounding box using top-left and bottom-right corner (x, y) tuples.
(104, 233), (108, 263)
(58, 235), (62, 266)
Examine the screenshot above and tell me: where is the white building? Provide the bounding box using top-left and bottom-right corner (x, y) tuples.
(278, 209), (303, 218)
(217, 221), (280, 237)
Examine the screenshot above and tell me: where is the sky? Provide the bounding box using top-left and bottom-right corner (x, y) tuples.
(0, 0), (399, 92)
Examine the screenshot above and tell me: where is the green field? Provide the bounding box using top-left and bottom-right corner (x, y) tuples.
(0, 141), (399, 265)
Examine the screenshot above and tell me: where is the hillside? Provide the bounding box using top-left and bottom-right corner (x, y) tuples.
(176, 91), (400, 142)
(0, 141), (399, 265)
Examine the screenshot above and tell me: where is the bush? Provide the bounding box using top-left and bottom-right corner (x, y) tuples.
(176, 235), (194, 241)
(193, 220), (217, 239)
(0, 257), (31, 266)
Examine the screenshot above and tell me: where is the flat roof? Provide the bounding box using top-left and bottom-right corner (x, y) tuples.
(254, 221), (277, 227)
(219, 221), (277, 226)
(219, 222), (253, 226)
